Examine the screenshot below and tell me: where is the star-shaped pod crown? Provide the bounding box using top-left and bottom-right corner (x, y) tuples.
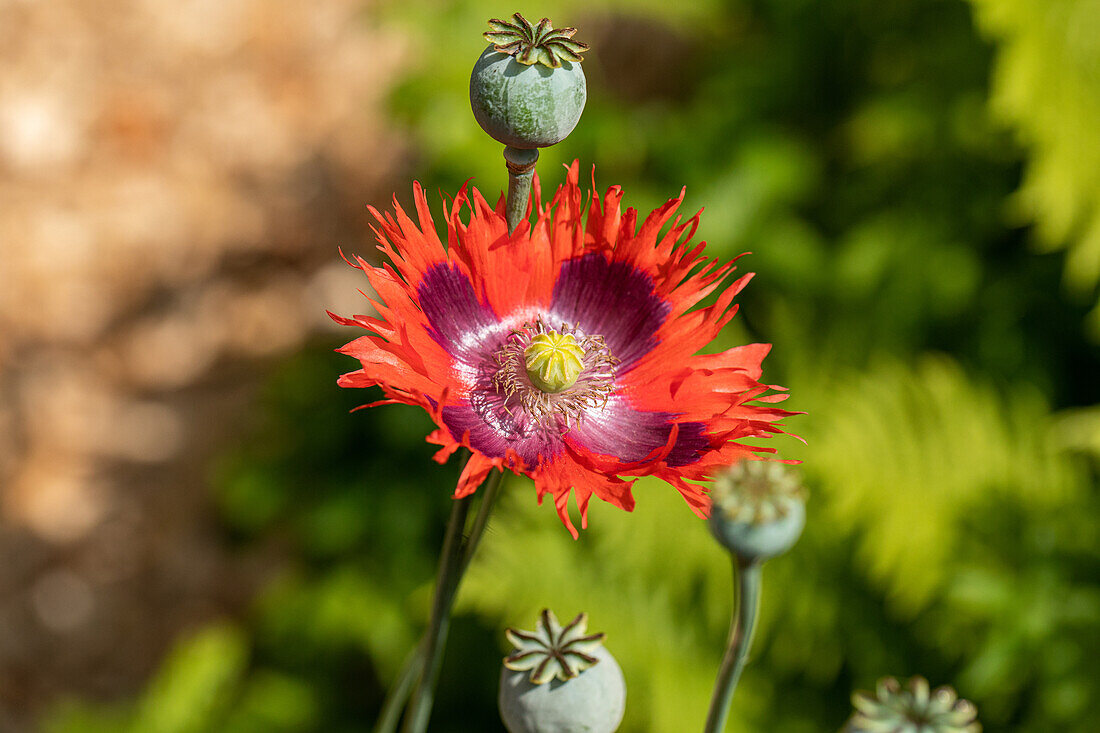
(711, 459), (806, 526)
(848, 676), (981, 733)
(484, 13), (589, 68)
(503, 609), (606, 684)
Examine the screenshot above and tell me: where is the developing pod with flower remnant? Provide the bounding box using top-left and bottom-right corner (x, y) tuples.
(330, 164), (794, 535)
(702, 460), (806, 733)
(709, 459), (807, 562)
(845, 676), (981, 733)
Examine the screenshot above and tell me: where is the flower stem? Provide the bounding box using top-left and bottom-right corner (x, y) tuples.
(400, 489), (471, 733)
(703, 558), (763, 733)
(396, 468), (506, 733)
(373, 640), (424, 733)
(503, 146), (539, 232)
(384, 142), (524, 731)
(459, 469), (505, 576)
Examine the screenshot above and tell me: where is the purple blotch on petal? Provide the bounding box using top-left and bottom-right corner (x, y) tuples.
(568, 397), (709, 467)
(442, 390), (565, 467)
(666, 421), (708, 467)
(418, 262), (499, 363)
(441, 402), (510, 458)
(550, 254), (670, 370)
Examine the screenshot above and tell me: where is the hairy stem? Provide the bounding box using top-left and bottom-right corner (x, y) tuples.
(703, 559), (763, 733)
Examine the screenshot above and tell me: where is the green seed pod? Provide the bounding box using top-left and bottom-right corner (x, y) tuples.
(846, 676), (981, 733)
(498, 610), (626, 733)
(708, 460), (807, 562)
(470, 13), (588, 149)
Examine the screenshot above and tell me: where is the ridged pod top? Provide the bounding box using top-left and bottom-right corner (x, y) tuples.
(848, 676), (981, 733)
(711, 460), (806, 526)
(503, 609), (606, 684)
(484, 12), (589, 68)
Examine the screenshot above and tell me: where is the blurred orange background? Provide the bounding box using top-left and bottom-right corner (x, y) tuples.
(0, 1), (410, 724)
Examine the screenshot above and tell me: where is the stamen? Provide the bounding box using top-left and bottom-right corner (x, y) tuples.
(491, 318), (618, 427)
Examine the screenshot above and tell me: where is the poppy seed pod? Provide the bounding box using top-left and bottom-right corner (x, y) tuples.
(498, 610), (626, 733)
(846, 676), (981, 733)
(470, 13), (588, 149)
(709, 460), (806, 562)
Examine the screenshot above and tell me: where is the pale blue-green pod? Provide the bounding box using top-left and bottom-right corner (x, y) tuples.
(471, 13), (588, 149)
(708, 460), (806, 562)
(710, 498), (806, 562)
(844, 676), (981, 733)
(470, 46), (586, 149)
(498, 610), (625, 733)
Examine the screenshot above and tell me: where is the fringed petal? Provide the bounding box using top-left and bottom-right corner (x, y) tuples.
(332, 163), (796, 537)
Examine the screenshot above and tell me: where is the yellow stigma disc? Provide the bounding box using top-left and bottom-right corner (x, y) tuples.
(524, 332), (585, 393)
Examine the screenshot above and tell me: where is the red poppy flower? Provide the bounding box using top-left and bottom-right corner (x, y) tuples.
(330, 163), (793, 537)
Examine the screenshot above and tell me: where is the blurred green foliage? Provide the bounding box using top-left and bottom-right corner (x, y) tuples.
(45, 0), (1100, 731)
(970, 0), (1100, 338)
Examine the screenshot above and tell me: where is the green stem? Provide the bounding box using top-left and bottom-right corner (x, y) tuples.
(503, 146), (539, 232)
(394, 470), (507, 733)
(703, 559), (763, 733)
(400, 491), (472, 733)
(373, 640), (424, 733)
(384, 144), (525, 731)
(459, 470), (505, 577)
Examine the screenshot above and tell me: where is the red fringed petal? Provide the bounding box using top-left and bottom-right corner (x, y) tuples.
(332, 163), (797, 537)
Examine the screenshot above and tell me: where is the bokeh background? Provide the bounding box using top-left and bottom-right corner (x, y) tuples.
(1, 0), (1098, 731)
